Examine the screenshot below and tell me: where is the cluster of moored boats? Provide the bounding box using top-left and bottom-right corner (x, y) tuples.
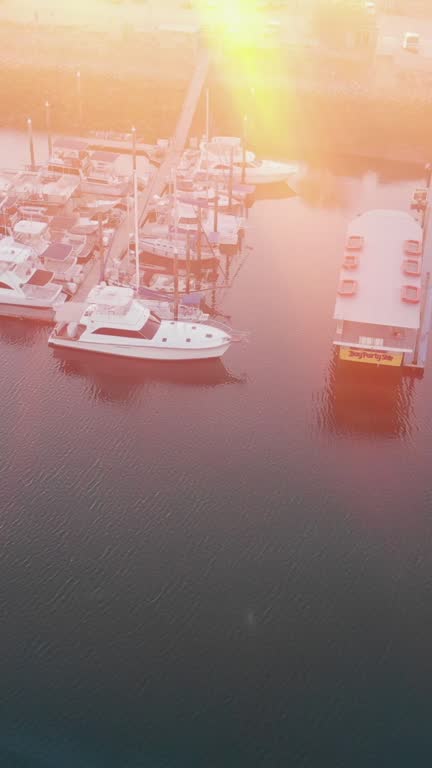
(0, 133), (298, 361)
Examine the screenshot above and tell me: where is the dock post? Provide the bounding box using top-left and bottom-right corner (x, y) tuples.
(45, 101), (52, 158)
(76, 70), (83, 132)
(225, 252), (231, 285)
(27, 118), (35, 171)
(131, 125), (137, 173)
(98, 213), (105, 282)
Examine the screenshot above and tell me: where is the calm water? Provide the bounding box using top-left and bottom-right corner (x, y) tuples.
(1, 132), (432, 767)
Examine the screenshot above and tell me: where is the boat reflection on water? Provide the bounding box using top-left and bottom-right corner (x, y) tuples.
(52, 347), (245, 403)
(317, 352), (418, 439)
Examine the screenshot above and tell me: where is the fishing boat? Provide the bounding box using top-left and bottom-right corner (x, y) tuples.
(49, 284), (233, 361)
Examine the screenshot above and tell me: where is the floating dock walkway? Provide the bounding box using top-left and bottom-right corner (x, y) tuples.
(71, 48), (210, 303)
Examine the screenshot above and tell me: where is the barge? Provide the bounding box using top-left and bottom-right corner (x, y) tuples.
(333, 209), (424, 368)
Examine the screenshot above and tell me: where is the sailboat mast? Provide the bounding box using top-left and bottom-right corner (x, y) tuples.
(205, 87), (210, 143)
(133, 169), (140, 292)
(205, 88), (210, 187)
(172, 169), (179, 320)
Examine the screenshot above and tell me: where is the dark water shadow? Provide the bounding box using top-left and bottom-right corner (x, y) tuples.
(315, 351), (418, 439)
(293, 167), (348, 208)
(306, 153), (425, 184)
(52, 348), (245, 403)
(0, 317), (48, 348)
(251, 181), (298, 202)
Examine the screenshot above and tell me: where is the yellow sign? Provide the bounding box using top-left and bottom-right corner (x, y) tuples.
(339, 347), (403, 366)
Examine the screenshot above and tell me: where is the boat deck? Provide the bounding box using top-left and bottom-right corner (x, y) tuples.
(334, 209), (424, 333)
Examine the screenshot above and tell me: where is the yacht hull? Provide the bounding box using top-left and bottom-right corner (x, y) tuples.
(48, 337), (231, 360)
(0, 302), (58, 322)
(202, 166), (298, 186)
(139, 249), (218, 274)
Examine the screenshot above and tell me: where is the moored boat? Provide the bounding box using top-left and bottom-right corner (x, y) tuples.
(0, 237), (67, 320)
(196, 136), (299, 186)
(49, 285), (234, 361)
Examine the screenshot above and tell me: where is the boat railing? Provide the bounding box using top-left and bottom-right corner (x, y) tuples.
(203, 318), (249, 343)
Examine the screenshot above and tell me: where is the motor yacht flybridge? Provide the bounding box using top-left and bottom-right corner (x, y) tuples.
(0, 237), (67, 320)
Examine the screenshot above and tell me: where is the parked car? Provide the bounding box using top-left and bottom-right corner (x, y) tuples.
(403, 32), (420, 53)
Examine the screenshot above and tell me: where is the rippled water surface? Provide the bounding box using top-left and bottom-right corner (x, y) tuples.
(1, 132), (432, 767)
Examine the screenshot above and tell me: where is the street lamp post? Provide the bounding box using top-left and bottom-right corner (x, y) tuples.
(76, 70), (83, 132)
(45, 101), (52, 158)
(131, 125), (137, 172)
(27, 118), (36, 171)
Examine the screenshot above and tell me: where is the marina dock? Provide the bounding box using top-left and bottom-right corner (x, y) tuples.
(71, 48), (210, 304)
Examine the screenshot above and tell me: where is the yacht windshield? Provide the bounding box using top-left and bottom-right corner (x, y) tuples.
(139, 312), (161, 340)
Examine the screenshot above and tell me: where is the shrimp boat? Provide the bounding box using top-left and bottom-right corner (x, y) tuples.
(49, 285), (233, 361)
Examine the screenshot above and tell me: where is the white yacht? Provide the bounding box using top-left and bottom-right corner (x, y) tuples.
(49, 285), (233, 361)
(197, 136), (298, 185)
(0, 237), (67, 320)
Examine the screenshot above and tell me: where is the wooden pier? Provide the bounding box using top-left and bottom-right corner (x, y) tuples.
(71, 48), (209, 303)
